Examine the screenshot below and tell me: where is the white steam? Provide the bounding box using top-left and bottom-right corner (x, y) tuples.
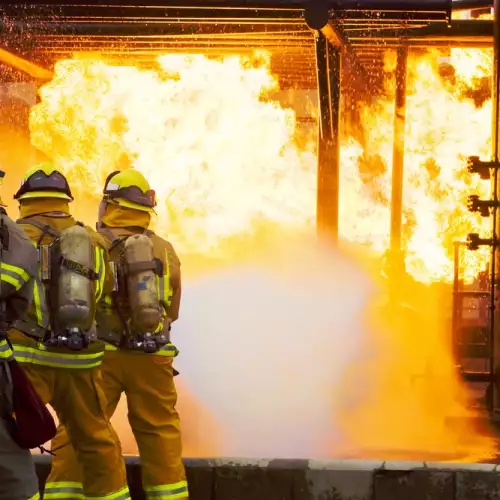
(174, 238), (377, 458)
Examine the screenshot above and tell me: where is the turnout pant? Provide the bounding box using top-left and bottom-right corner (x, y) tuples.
(47, 350), (188, 500)
(21, 361), (130, 500)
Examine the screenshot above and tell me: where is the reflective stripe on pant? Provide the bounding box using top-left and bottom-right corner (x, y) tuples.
(0, 418), (40, 500)
(103, 342), (178, 357)
(43, 481), (84, 500)
(43, 483), (129, 500)
(12, 345), (104, 369)
(19, 362), (130, 499)
(143, 482), (189, 500)
(47, 350), (187, 499)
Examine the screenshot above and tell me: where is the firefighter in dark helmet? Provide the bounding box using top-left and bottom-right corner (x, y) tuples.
(7, 163), (130, 500)
(46, 169), (188, 500)
(0, 170), (41, 500)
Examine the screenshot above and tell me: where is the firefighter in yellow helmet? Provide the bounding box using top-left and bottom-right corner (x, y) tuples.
(46, 169), (188, 500)
(0, 170), (43, 500)
(7, 163), (130, 500)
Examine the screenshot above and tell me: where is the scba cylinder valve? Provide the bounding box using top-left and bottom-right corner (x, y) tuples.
(44, 332), (68, 350)
(124, 333), (158, 353)
(143, 333), (157, 354)
(44, 329), (90, 351)
(67, 328), (91, 351)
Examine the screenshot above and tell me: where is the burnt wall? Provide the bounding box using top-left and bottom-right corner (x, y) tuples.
(34, 456), (500, 500)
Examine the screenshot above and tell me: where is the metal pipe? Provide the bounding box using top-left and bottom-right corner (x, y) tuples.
(389, 45), (408, 285)
(305, 0), (373, 94)
(315, 34), (333, 140)
(452, 242), (461, 362)
(315, 32), (341, 244)
(0, 48), (52, 80)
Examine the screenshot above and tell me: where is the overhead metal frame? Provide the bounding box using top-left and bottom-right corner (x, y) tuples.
(0, 0), (460, 74)
(0, 0), (494, 242)
(0, 1), (488, 88)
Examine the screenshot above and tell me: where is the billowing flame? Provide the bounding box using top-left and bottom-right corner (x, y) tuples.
(30, 49), (493, 284)
(30, 53), (316, 254)
(349, 47), (492, 283)
(25, 43), (498, 460)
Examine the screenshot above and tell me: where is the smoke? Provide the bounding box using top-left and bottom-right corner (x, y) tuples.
(174, 233), (377, 458)
(39, 230), (495, 462)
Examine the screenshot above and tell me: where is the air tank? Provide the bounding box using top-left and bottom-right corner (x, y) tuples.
(56, 224), (95, 332)
(124, 234), (161, 333)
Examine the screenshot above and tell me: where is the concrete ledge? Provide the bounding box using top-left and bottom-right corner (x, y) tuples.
(33, 456), (500, 499)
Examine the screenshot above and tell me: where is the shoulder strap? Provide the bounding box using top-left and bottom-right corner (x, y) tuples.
(100, 227), (116, 244)
(100, 228), (129, 254)
(16, 218), (60, 246)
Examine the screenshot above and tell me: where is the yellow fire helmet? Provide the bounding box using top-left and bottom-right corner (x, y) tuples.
(103, 169), (156, 213)
(14, 162), (74, 202)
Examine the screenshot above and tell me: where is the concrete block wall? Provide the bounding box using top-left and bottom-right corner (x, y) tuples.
(34, 456), (500, 499)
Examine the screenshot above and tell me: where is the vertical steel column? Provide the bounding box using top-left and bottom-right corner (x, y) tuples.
(315, 33), (341, 244)
(492, 0), (500, 410)
(389, 46), (408, 283)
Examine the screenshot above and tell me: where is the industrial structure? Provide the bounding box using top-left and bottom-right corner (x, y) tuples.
(3, 0), (500, 496)
(0, 0), (499, 384)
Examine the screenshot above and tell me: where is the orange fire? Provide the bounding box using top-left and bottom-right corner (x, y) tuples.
(29, 49), (493, 284)
(26, 44), (498, 461)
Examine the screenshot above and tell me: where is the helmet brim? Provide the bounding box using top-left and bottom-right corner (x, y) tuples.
(108, 197), (155, 214)
(17, 191), (73, 202)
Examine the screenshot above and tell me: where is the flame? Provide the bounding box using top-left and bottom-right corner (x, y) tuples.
(25, 44), (499, 460)
(344, 47), (493, 283)
(30, 53), (316, 253)
(29, 49), (494, 284)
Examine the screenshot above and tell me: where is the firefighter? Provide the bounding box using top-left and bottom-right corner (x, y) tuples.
(7, 163), (130, 500)
(45, 169), (188, 500)
(0, 170), (41, 500)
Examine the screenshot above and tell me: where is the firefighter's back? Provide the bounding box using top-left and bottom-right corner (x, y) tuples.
(6, 163), (129, 499)
(97, 226), (181, 338)
(11, 214), (107, 357)
(46, 169), (187, 500)
(0, 172), (45, 500)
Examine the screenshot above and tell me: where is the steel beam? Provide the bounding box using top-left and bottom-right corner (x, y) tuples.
(492, 0), (500, 412)
(3, 23), (312, 37)
(327, 0), (452, 10)
(315, 33), (341, 244)
(452, 0), (492, 10)
(404, 19), (493, 37)
(1, 0), (453, 12)
(489, 0), (500, 409)
(3, 0), (303, 6)
(17, 20), (494, 48)
(389, 45), (408, 286)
